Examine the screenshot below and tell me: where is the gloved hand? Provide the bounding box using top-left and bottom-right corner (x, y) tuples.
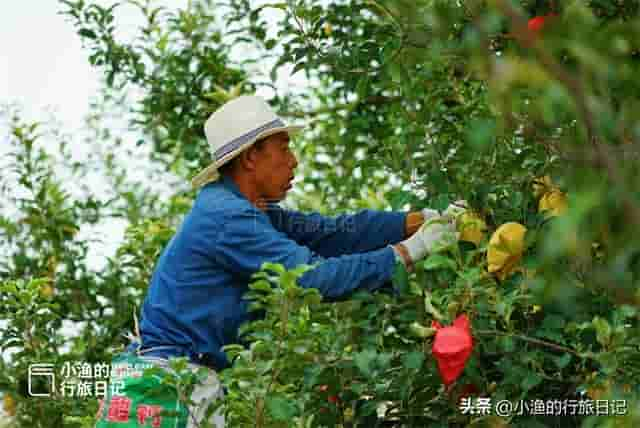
(442, 199), (468, 221)
(421, 207), (440, 222)
(398, 214), (457, 264)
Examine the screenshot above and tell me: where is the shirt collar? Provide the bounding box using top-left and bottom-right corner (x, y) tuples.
(219, 174), (246, 200)
(218, 174), (280, 213)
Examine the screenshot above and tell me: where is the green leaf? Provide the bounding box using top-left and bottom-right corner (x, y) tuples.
(377, 352), (393, 371)
(422, 254), (456, 271)
(142, 366), (166, 378)
(222, 344), (245, 358)
(292, 61), (306, 75)
(498, 335), (515, 352)
(354, 349), (377, 378)
(257, 360), (275, 375)
(392, 261), (409, 295)
(592, 316), (611, 347)
(78, 28), (97, 39)
(303, 365), (323, 389)
(521, 373), (542, 391)
(291, 263), (313, 276)
(249, 279), (273, 292)
(553, 354), (572, 369)
(402, 351), (425, 370)
(542, 315), (565, 331)
(388, 190), (413, 210)
(597, 352), (618, 375)
(466, 117), (496, 153)
(359, 400), (378, 416)
(167, 357), (189, 372)
(409, 322), (436, 339)
(266, 394), (298, 421)
(262, 262), (285, 275)
(614, 305), (637, 323)
(388, 61), (404, 83)
(424, 292), (444, 321)
(259, 2), (288, 11)
(355, 76), (369, 100)
(537, 315), (566, 342)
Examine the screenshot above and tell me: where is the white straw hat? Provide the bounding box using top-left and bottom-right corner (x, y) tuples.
(191, 95), (304, 189)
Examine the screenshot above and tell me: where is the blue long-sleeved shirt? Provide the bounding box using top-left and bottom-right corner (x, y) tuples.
(129, 175), (407, 370)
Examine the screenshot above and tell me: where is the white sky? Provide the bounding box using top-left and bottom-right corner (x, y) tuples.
(0, 0), (305, 126)
(0, 1), (103, 127)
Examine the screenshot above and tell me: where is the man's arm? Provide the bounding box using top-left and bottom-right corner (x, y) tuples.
(265, 205), (423, 257)
(214, 207), (399, 301)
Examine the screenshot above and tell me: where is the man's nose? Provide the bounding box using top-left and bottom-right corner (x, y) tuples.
(289, 152), (298, 170)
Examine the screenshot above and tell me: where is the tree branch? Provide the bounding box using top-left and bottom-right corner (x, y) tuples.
(476, 329), (590, 358)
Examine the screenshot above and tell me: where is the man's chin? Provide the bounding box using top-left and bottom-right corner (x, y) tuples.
(262, 191), (286, 205)
(280, 184), (292, 198)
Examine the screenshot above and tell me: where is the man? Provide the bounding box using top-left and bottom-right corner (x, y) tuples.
(99, 95), (462, 428)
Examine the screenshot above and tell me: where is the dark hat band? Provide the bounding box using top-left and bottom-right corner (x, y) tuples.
(213, 118), (285, 161)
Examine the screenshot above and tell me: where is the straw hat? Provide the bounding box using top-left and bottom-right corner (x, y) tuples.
(191, 95), (304, 188)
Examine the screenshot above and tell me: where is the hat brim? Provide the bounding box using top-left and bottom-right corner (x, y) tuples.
(191, 124), (304, 189)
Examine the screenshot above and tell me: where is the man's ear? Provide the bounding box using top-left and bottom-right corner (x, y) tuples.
(238, 145), (261, 172)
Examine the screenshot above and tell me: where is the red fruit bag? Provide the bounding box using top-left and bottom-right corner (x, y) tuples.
(528, 14), (557, 33)
(431, 315), (473, 386)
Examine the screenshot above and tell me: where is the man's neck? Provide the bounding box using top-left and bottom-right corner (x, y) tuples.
(225, 173), (266, 211)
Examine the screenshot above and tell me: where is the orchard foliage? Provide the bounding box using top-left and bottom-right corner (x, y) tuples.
(1, 0), (640, 427)
(59, 0), (248, 174)
(0, 109), (188, 427)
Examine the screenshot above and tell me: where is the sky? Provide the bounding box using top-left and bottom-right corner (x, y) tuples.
(0, 1), (304, 126)
(1, 2), (103, 127)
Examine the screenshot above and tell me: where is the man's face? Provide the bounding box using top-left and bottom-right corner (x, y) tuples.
(253, 132), (298, 202)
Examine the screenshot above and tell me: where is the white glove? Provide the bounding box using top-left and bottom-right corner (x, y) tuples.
(442, 199), (468, 220)
(421, 207), (440, 222)
(399, 215), (458, 263)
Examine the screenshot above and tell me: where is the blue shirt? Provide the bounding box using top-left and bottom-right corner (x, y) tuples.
(130, 175), (407, 370)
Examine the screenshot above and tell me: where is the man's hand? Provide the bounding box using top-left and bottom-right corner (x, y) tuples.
(398, 204), (463, 267)
(395, 215), (457, 268)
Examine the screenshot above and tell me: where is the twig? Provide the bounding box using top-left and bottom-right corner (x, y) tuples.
(476, 329), (589, 358)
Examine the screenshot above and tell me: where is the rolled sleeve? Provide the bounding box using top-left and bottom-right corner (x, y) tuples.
(265, 205), (407, 257)
(215, 208), (398, 300)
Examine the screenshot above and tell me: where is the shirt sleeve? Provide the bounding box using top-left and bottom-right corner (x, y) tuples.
(215, 207), (398, 301)
(264, 204), (407, 257)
